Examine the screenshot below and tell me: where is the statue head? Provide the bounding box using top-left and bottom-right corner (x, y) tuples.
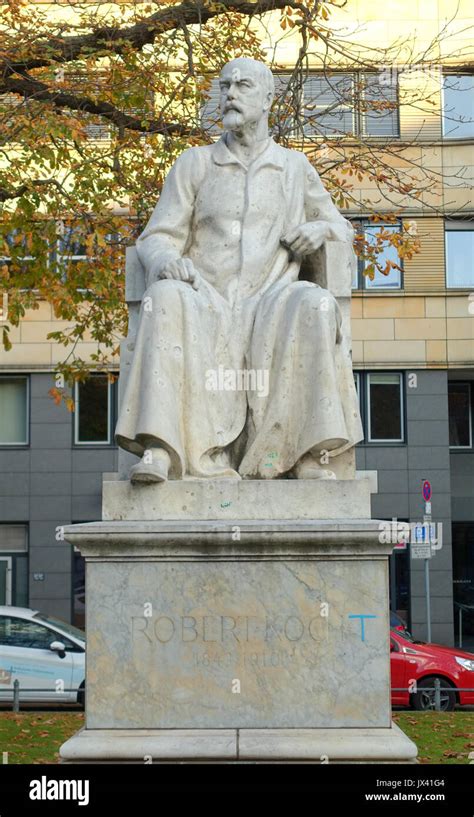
(218, 58), (275, 133)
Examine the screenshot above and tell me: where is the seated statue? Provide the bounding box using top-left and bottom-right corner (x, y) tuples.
(115, 57), (363, 483)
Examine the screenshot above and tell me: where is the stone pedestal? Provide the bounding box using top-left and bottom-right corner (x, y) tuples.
(60, 477), (417, 764)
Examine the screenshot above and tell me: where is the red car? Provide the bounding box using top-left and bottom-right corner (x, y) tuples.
(391, 628), (474, 710)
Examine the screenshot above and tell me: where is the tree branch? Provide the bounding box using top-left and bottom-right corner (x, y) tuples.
(2, 0), (310, 75)
(1, 75), (202, 138)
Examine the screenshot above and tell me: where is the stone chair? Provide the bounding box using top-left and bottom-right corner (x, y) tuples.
(117, 240), (358, 480)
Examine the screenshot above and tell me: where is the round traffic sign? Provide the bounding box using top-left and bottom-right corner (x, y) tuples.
(422, 480), (432, 502)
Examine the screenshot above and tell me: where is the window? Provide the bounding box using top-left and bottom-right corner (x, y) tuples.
(353, 372), (363, 427)
(445, 222), (474, 288)
(74, 373), (114, 445)
(353, 222), (403, 290)
(353, 371), (360, 397)
(73, 548), (85, 630)
(359, 72), (399, 138)
(353, 372), (405, 444)
(304, 72), (399, 137)
(302, 73), (355, 136)
(442, 74), (474, 139)
(0, 525), (28, 607)
(0, 229), (35, 268)
(0, 376), (29, 445)
(0, 617), (59, 649)
(366, 372), (404, 443)
(200, 71), (400, 138)
(449, 382), (472, 448)
(452, 522), (474, 647)
(57, 224), (90, 270)
(200, 77), (222, 135)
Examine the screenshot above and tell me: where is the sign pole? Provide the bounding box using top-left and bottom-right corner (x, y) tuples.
(424, 556), (431, 644)
(422, 480), (432, 643)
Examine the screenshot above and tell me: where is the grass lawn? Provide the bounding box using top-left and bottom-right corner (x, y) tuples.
(394, 711), (474, 764)
(0, 712), (84, 764)
(0, 710), (473, 763)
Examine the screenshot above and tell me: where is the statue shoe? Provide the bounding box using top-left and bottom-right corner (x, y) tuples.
(294, 455), (336, 480)
(130, 448), (170, 484)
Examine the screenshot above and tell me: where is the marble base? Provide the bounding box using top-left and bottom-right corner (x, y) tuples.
(59, 514), (417, 763)
(60, 724), (417, 763)
(102, 474), (377, 521)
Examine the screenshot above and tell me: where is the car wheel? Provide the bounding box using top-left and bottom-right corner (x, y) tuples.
(77, 683), (85, 709)
(412, 676), (456, 711)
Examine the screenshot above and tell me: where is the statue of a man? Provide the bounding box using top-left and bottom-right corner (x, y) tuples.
(115, 58), (363, 483)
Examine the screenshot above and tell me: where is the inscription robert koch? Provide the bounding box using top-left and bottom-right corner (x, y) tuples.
(131, 610), (329, 645)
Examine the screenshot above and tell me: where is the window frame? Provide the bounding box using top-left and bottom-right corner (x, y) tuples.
(448, 380), (473, 450)
(366, 371), (405, 444)
(441, 72), (474, 141)
(352, 219), (404, 291)
(0, 375), (30, 447)
(301, 72), (356, 138)
(444, 220), (474, 290)
(73, 373), (115, 447)
(358, 72), (400, 139)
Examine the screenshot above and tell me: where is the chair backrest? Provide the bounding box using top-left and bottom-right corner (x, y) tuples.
(124, 246), (146, 337)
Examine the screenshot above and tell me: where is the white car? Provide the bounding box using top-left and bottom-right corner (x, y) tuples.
(0, 606), (85, 705)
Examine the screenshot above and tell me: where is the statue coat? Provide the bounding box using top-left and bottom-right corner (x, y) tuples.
(115, 134), (364, 478)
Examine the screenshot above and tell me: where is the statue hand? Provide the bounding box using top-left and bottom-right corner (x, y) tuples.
(281, 222), (330, 257)
(159, 257), (201, 290)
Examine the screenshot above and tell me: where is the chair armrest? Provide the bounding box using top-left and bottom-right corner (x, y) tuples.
(125, 245), (146, 304)
(299, 240), (356, 298)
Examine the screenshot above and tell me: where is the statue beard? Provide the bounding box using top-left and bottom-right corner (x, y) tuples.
(222, 109), (245, 131)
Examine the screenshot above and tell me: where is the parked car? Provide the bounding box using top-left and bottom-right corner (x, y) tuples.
(390, 611), (410, 634)
(391, 628), (474, 710)
(0, 606), (85, 706)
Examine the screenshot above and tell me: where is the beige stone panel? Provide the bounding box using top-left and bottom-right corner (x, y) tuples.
(351, 298), (363, 319)
(20, 321), (73, 343)
(363, 339), (426, 363)
(448, 340), (474, 363)
(352, 340), (364, 364)
(443, 188), (474, 210)
(442, 145), (474, 172)
(425, 297), (446, 318)
(437, 0), (472, 17)
(0, 323), (21, 343)
(426, 340), (448, 364)
(418, 0), (440, 16)
(447, 318), (474, 340)
(447, 297), (473, 318)
(420, 146), (443, 171)
(0, 342), (52, 366)
(51, 341), (105, 364)
(395, 318), (446, 340)
(362, 297), (425, 319)
(352, 319), (394, 340)
(22, 301), (52, 321)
